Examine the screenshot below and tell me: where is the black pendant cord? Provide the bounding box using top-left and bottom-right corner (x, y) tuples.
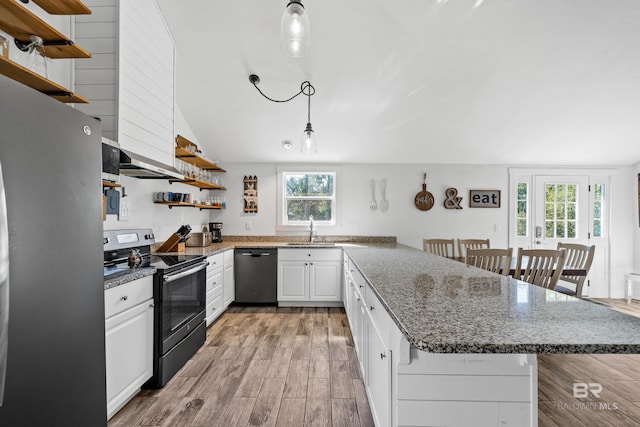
(250, 75), (315, 106)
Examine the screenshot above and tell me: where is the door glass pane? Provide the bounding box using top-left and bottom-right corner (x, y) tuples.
(545, 183), (580, 239)
(592, 183), (606, 238)
(516, 183), (528, 237)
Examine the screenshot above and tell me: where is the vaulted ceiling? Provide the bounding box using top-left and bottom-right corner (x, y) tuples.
(156, 0), (640, 165)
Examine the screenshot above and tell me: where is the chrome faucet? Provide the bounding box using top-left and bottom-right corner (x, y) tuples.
(308, 215), (316, 242)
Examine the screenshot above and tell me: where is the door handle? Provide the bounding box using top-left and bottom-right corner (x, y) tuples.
(535, 226), (542, 239)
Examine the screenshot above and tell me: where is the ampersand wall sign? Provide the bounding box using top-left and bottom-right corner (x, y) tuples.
(444, 187), (463, 209)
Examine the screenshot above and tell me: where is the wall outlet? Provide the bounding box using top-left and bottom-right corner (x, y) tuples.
(245, 221), (252, 230)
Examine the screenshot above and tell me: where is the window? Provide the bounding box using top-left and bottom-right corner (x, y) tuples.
(545, 183), (578, 238)
(282, 171), (336, 225)
(516, 182), (528, 237)
(592, 183), (606, 237)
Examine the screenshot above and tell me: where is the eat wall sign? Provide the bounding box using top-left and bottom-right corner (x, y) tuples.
(469, 190), (501, 208)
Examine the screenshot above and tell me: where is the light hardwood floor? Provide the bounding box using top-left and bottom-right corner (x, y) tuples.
(538, 299), (640, 426)
(110, 300), (640, 427)
(109, 306), (374, 427)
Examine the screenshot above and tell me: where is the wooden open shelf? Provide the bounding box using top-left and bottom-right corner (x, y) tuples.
(175, 135), (226, 172)
(102, 180), (121, 188)
(169, 176), (226, 191)
(0, 1), (91, 59)
(154, 201), (224, 210)
(32, 0), (92, 15)
(0, 55), (88, 103)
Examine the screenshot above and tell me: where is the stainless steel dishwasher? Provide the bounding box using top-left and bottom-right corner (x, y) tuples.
(234, 248), (278, 304)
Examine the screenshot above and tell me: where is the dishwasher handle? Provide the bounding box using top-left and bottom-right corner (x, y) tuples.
(241, 252), (272, 257)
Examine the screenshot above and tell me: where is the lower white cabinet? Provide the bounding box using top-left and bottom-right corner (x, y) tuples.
(223, 249), (234, 306)
(104, 275), (154, 420)
(278, 248), (342, 305)
(366, 318), (392, 427)
(206, 252), (224, 326)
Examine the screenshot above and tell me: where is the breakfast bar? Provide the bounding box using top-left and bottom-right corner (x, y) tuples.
(343, 244), (640, 427)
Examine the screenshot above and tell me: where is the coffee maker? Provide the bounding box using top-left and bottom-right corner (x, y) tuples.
(208, 222), (223, 243)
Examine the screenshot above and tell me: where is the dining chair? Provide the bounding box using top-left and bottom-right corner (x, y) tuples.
(458, 238), (490, 258)
(422, 239), (456, 257)
(514, 248), (566, 290)
(554, 243), (595, 297)
(466, 248), (513, 276)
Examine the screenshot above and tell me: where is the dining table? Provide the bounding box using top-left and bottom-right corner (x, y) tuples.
(448, 256), (587, 277)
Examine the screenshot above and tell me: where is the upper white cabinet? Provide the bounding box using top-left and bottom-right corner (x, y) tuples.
(278, 248), (342, 306)
(75, 0), (175, 167)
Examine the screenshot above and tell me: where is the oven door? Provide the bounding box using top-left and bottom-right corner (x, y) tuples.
(160, 260), (207, 354)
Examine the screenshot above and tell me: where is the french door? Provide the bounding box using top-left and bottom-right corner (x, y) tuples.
(533, 176), (589, 249)
(510, 172), (610, 297)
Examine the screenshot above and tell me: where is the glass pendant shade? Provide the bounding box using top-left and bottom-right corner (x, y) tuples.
(301, 122), (317, 154)
(281, 1), (310, 58)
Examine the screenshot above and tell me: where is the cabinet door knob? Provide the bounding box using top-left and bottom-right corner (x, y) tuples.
(149, 303), (155, 308)
(380, 353), (386, 359)
(121, 295), (128, 301)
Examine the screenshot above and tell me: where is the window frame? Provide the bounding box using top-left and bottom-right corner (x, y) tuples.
(276, 166), (339, 229)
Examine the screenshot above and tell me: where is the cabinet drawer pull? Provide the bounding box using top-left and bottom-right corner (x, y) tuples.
(121, 295), (128, 301)
(369, 305), (375, 311)
(380, 353), (386, 359)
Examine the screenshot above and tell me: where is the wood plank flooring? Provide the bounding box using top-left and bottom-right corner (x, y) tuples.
(538, 299), (640, 426)
(108, 307), (375, 427)
(110, 300), (640, 427)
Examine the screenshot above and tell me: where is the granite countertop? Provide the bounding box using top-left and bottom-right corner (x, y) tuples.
(103, 236), (395, 289)
(344, 244), (640, 354)
(104, 267), (156, 290)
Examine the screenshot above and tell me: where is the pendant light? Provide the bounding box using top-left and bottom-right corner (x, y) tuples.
(301, 82), (317, 154)
(249, 74), (317, 155)
(281, 1), (310, 58)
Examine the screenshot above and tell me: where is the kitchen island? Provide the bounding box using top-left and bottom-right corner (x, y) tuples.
(342, 244), (640, 427)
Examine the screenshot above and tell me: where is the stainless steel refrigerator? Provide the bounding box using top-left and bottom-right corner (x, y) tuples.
(0, 76), (107, 425)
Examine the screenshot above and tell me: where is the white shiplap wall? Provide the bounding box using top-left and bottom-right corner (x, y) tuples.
(74, 0), (174, 167)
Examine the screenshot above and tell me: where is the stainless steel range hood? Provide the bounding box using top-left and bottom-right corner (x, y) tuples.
(119, 149), (183, 180)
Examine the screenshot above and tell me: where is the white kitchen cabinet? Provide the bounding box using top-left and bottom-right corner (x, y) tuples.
(223, 249), (235, 307)
(278, 261), (308, 301)
(277, 248), (342, 306)
(366, 316), (392, 427)
(206, 252), (224, 326)
(75, 0), (175, 167)
(104, 275), (154, 420)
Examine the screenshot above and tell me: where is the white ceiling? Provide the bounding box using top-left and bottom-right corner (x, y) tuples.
(156, 0), (640, 165)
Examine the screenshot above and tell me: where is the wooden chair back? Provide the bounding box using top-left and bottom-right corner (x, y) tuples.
(458, 238), (490, 258)
(466, 248), (513, 276)
(514, 248), (566, 290)
(422, 239), (456, 257)
(555, 243), (595, 297)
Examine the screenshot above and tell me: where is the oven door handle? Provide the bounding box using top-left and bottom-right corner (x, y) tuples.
(163, 260), (209, 283)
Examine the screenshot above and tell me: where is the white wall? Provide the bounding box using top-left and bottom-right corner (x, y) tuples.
(212, 163), (510, 250)
(103, 175), (211, 240)
(634, 162), (640, 274)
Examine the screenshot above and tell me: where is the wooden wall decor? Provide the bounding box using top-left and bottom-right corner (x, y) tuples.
(444, 187), (463, 209)
(469, 190), (501, 208)
(243, 175), (258, 213)
(414, 173), (434, 211)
